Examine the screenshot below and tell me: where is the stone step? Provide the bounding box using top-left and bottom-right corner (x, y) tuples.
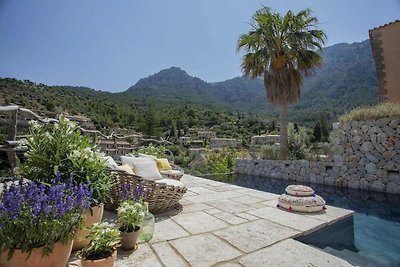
(322, 246), (385, 267)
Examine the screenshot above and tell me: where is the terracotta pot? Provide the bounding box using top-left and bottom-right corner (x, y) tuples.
(0, 240), (73, 267)
(81, 250), (117, 267)
(120, 227), (140, 250)
(73, 204), (104, 250)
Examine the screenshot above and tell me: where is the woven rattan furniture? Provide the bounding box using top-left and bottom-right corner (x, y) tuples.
(160, 163), (184, 180)
(105, 169), (187, 213)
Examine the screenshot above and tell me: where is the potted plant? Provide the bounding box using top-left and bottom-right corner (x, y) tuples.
(77, 222), (120, 267)
(21, 116), (112, 249)
(0, 177), (91, 267)
(117, 199), (145, 250)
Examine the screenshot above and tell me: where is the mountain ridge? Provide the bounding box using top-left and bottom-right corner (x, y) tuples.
(1, 39), (378, 126)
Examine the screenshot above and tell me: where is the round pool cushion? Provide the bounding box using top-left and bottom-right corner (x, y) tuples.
(278, 193), (326, 213)
(285, 185), (314, 197)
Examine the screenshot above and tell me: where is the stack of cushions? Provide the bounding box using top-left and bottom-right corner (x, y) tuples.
(277, 185), (326, 213)
(104, 156), (135, 175)
(121, 156), (163, 181)
(120, 155), (184, 188)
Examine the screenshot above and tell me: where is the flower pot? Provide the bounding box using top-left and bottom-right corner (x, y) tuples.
(0, 240), (73, 267)
(120, 227), (140, 250)
(73, 204), (104, 250)
(81, 250), (117, 267)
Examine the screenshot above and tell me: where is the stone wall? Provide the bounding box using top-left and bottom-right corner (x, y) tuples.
(331, 117), (400, 193)
(236, 117), (400, 194)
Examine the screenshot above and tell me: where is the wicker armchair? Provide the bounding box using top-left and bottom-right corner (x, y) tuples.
(105, 169), (187, 214)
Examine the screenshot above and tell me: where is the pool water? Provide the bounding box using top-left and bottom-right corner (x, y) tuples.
(201, 173), (400, 267)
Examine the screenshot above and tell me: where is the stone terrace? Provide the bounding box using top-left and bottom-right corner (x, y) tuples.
(69, 175), (354, 266)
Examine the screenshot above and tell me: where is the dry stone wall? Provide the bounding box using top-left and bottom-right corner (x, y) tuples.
(236, 117), (400, 194)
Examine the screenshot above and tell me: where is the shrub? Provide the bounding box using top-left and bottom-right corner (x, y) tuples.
(260, 145), (280, 160)
(288, 123), (310, 160)
(339, 103), (400, 122)
(203, 148), (239, 174)
(21, 115), (111, 206)
(137, 144), (166, 158)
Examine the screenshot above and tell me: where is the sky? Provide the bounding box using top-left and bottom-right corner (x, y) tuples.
(0, 0), (399, 92)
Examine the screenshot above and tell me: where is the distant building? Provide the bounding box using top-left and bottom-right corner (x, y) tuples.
(179, 136), (191, 147)
(369, 20), (400, 103)
(250, 134), (280, 146)
(188, 148), (207, 157)
(98, 138), (135, 159)
(65, 114), (95, 129)
(209, 138), (239, 149)
(197, 131), (216, 141)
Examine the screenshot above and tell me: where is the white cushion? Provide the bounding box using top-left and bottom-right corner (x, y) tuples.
(129, 160), (163, 181)
(121, 156), (152, 169)
(104, 156), (118, 170)
(156, 178), (184, 188)
(137, 153), (157, 161)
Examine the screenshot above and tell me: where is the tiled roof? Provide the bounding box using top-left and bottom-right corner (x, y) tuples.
(369, 20), (400, 32)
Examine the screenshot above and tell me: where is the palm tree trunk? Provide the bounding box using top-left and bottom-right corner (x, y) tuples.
(279, 102), (289, 159)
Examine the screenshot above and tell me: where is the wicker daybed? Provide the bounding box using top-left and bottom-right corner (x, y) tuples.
(160, 163), (185, 180)
(105, 169), (187, 213)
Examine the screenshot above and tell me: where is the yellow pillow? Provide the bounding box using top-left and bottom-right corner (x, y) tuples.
(156, 158), (172, 171)
(117, 164), (135, 175)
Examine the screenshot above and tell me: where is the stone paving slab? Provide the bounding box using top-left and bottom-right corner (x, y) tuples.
(150, 219), (190, 243)
(185, 190), (244, 204)
(205, 199), (254, 213)
(239, 239), (353, 267)
(180, 203), (213, 213)
(229, 195), (265, 205)
(247, 206), (329, 232)
(116, 243), (162, 267)
(235, 212), (260, 221)
(152, 242), (188, 267)
(172, 211), (229, 234)
(214, 219), (300, 253)
(169, 233), (242, 267)
(212, 211), (249, 225)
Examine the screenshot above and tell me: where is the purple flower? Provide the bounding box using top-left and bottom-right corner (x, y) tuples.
(0, 174), (92, 223)
(120, 183), (149, 202)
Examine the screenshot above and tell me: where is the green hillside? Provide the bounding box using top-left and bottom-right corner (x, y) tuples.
(0, 39), (378, 133)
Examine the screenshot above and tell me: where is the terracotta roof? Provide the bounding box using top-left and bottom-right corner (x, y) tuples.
(369, 20), (400, 32)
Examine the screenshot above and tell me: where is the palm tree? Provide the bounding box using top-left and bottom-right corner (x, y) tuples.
(237, 7), (326, 159)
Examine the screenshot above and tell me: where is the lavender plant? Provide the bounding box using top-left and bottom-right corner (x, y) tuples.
(119, 183), (149, 202)
(22, 115), (111, 205)
(0, 175), (92, 260)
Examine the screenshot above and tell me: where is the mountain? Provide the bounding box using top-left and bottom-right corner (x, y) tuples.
(125, 67), (217, 105)
(210, 40), (377, 119)
(122, 40), (377, 122)
(1, 39), (378, 127)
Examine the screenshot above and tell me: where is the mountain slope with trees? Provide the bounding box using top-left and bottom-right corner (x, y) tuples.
(1, 39), (377, 130)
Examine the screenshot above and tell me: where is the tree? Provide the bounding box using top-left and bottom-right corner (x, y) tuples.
(140, 108), (160, 137)
(312, 121), (322, 142)
(237, 7), (326, 159)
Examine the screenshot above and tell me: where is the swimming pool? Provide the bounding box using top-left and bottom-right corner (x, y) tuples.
(200, 173), (400, 267)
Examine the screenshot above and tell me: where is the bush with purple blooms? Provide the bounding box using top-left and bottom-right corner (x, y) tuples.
(0, 175), (92, 260)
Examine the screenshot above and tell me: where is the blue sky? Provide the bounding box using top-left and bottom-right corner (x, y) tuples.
(0, 0), (399, 92)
